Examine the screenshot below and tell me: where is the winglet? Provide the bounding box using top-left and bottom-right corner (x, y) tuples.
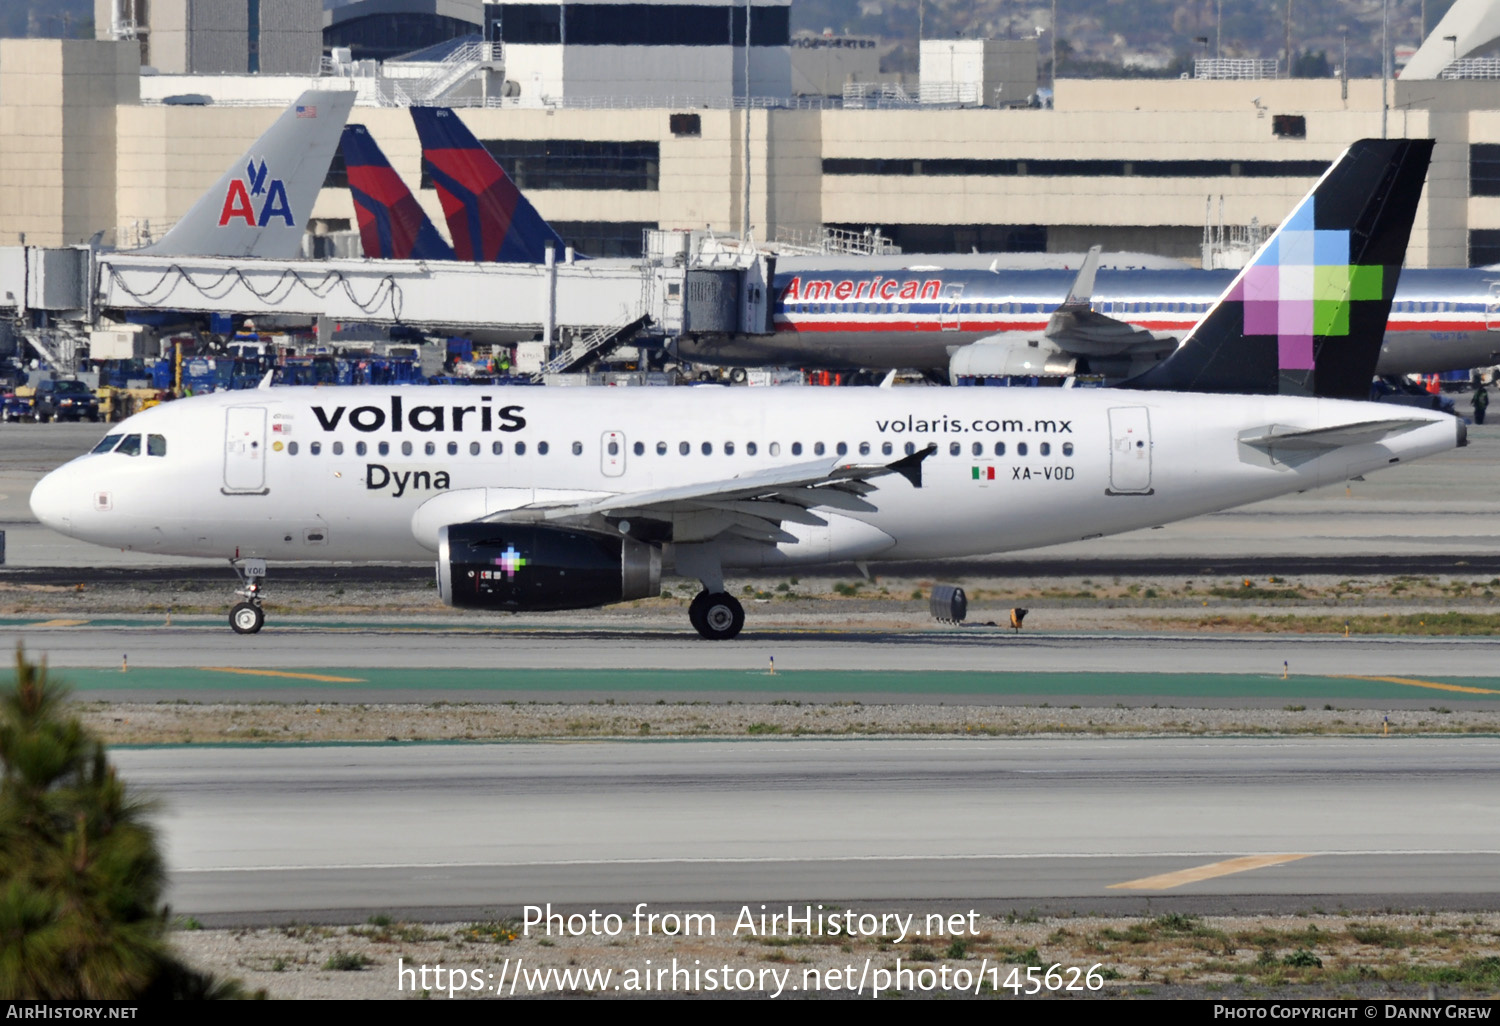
(1062, 244), (1102, 306)
(142, 89), (355, 259)
(889, 443), (937, 488)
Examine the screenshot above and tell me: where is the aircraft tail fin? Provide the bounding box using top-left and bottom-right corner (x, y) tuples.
(340, 124), (455, 261)
(410, 106), (568, 263)
(142, 90), (356, 259)
(1123, 138), (1434, 399)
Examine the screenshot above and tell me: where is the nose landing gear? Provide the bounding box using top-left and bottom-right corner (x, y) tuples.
(228, 557), (267, 634)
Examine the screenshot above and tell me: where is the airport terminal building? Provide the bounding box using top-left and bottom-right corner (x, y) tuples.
(2, 0), (1500, 268)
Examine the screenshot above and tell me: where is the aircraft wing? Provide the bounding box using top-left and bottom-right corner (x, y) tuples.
(484, 444), (935, 544)
(1044, 245), (1178, 358)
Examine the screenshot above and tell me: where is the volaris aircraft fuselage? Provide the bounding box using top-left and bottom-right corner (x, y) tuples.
(31, 384), (1461, 579)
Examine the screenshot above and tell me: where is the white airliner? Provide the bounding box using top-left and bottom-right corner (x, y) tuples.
(29, 138), (1463, 639)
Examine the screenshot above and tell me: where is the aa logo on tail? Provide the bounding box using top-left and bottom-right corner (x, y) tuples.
(218, 158), (294, 228)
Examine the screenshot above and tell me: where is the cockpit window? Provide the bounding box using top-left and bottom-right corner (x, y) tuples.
(147, 434), (167, 457)
(92, 434), (123, 454)
(115, 434), (141, 456)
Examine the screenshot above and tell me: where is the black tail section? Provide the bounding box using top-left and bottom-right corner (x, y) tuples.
(1124, 138), (1434, 399)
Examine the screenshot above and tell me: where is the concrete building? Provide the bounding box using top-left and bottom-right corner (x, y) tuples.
(0, 38), (139, 249)
(6, 14), (1500, 267)
(93, 0), (321, 75)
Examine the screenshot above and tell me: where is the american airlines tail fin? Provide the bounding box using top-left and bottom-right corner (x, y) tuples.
(410, 106), (568, 263)
(1123, 138), (1434, 399)
(141, 90), (356, 259)
(340, 124), (455, 261)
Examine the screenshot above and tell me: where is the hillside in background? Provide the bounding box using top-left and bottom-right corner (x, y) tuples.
(794, 0), (1459, 77)
(2, 0), (1470, 80)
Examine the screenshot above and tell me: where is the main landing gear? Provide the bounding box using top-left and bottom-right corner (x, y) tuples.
(228, 557), (267, 634)
(688, 590), (745, 640)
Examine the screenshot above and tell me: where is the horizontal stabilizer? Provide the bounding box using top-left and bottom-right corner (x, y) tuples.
(1240, 418), (1430, 452)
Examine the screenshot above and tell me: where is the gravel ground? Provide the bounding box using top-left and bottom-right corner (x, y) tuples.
(169, 910), (1500, 1000)
(77, 700), (1500, 745)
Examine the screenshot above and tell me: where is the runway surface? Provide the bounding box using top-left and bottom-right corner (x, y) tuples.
(8, 617), (1500, 706)
(116, 736), (1500, 920)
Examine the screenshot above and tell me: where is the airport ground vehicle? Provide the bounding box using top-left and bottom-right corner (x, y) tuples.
(30, 379), (100, 422)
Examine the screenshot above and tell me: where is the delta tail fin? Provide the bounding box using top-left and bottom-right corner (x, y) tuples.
(1123, 138), (1434, 399)
(142, 90), (356, 259)
(340, 124), (455, 261)
(410, 106), (568, 263)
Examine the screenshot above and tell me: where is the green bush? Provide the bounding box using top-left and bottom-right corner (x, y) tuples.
(0, 647), (254, 999)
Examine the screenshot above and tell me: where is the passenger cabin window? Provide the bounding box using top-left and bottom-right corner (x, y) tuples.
(702, 442), (713, 456)
(725, 441), (735, 455)
(859, 442), (870, 456)
(881, 442), (892, 456)
(836, 442), (847, 456)
(515, 441), (527, 455)
(1040, 442), (1051, 456)
(356, 442), (367, 456)
(378, 442), (390, 456)
(333, 441), (344, 455)
(470, 442), (481, 455)
(746, 442), (758, 456)
(402, 441), (413, 456)
(769, 442), (781, 456)
(791, 442), (803, 456)
(657, 441), (668, 455)
(116, 434), (141, 456)
(679, 442), (690, 456)
(287, 442), (299, 455)
(949, 442), (961, 456)
(1062, 442), (1074, 457)
(93, 434), (123, 454)
(573, 441), (584, 456)
(1017, 442), (1028, 456)
(448, 441), (459, 456)
(492, 441), (504, 455)
(538, 442), (549, 455)
(633, 441), (644, 456)
(994, 442), (1006, 456)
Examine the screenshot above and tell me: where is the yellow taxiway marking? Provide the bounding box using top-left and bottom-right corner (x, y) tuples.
(1335, 674), (1500, 696)
(199, 667), (366, 684)
(1109, 854), (1313, 891)
(28, 619), (90, 627)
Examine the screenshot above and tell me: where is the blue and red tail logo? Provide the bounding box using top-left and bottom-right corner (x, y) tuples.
(340, 125), (454, 261)
(217, 157), (294, 228)
(411, 107), (566, 264)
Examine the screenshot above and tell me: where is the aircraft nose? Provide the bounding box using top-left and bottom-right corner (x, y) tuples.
(30, 465), (78, 535)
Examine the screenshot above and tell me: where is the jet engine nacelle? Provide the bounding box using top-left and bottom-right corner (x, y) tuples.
(437, 523), (661, 612)
(948, 336), (1077, 383)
